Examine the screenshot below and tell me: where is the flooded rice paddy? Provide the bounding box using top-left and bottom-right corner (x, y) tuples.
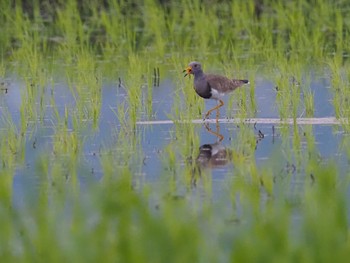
(3, 70), (348, 206)
(2, 0), (350, 260)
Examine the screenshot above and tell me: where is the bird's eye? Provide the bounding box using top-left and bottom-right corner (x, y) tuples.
(194, 64), (197, 67)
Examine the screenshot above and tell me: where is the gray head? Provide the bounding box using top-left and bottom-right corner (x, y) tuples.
(183, 61), (203, 77)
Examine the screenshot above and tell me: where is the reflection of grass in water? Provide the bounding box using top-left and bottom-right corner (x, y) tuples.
(1, 0), (350, 261)
(0, 112), (23, 206)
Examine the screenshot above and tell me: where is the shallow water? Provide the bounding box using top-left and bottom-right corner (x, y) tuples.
(2, 70), (348, 207)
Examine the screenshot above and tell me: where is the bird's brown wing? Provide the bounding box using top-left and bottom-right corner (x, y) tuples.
(205, 74), (246, 93)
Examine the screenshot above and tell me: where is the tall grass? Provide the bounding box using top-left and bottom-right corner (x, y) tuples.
(2, 0), (349, 67)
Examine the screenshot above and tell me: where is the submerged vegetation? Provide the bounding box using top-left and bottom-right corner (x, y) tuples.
(1, 0), (350, 261)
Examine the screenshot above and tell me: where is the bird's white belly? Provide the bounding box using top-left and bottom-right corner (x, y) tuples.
(210, 88), (224, 100)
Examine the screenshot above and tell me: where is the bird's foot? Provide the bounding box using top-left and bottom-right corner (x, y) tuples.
(203, 115), (211, 122)
(204, 112), (211, 120)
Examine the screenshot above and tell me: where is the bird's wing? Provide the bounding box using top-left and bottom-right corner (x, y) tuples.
(205, 74), (240, 93)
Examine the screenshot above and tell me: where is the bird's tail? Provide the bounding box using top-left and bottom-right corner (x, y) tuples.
(241, 79), (250, 84)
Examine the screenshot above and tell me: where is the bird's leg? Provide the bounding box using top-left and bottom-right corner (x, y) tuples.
(205, 99), (224, 119)
(216, 120), (222, 142)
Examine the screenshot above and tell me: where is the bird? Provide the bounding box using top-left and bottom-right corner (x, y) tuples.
(183, 61), (249, 120)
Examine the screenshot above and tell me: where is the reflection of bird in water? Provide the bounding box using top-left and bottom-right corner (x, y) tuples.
(190, 123), (266, 187)
(190, 141), (231, 186)
(195, 120), (230, 169)
(204, 122), (224, 142)
(189, 122), (230, 186)
(196, 142), (231, 169)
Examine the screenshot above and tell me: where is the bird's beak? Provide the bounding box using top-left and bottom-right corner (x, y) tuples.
(183, 66), (192, 77)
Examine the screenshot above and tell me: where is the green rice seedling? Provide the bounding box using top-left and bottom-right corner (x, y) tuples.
(122, 54), (151, 127)
(114, 101), (129, 131)
(228, 191), (292, 262)
(85, 159), (202, 262)
(181, 87), (204, 121)
(299, 163), (348, 262)
(291, 124), (302, 163)
(0, 111), (27, 207)
(1, 108), (26, 160)
(50, 124), (81, 189)
(11, 45), (50, 133)
(52, 124), (80, 163)
(327, 58), (350, 132)
(277, 123), (293, 162)
(248, 75), (257, 115)
(136, 58), (162, 120)
(272, 59), (305, 122)
(0, 58), (5, 78)
(49, 87), (62, 124)
(230, 161), (263, 223)
(62, 49), (102, 130)
(0, 205), (16, 260)
(161, 141), (180, 185)
(303, 89), (315, 117)
(328, 62), (342, 119)
(274, 75), (291, 119)
(0, 146), (15, 205)
(98, 2), (125, 57)
(0, 0), (349, 68)
(0, 1), (13, 55)
(303, 125), (321, 183)
(97, 122), (144, 196)
(50, 106), (81, 168)
(10, 3), (51, 82)
(229, 123), (258, 181)
(19, 81), (43, 133)
(227, 86), (248, 120)
(303, 124), (316, 156)
(177, 124), (201, 184)
(339, 134), (350, 160)
(227, 154), (348, 262)
(54, 1), (88, 57)
(142, 0), (167, 57)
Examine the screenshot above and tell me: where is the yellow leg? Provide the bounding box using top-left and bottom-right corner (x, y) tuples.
(205, 99), (224, 119)
(204, 122), (224, 142)
(216, 118), (220, 131)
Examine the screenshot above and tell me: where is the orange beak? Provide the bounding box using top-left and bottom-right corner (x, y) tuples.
(183, 66), (192, 77)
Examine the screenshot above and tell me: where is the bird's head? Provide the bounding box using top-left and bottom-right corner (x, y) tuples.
(183, 61), (202, 77)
